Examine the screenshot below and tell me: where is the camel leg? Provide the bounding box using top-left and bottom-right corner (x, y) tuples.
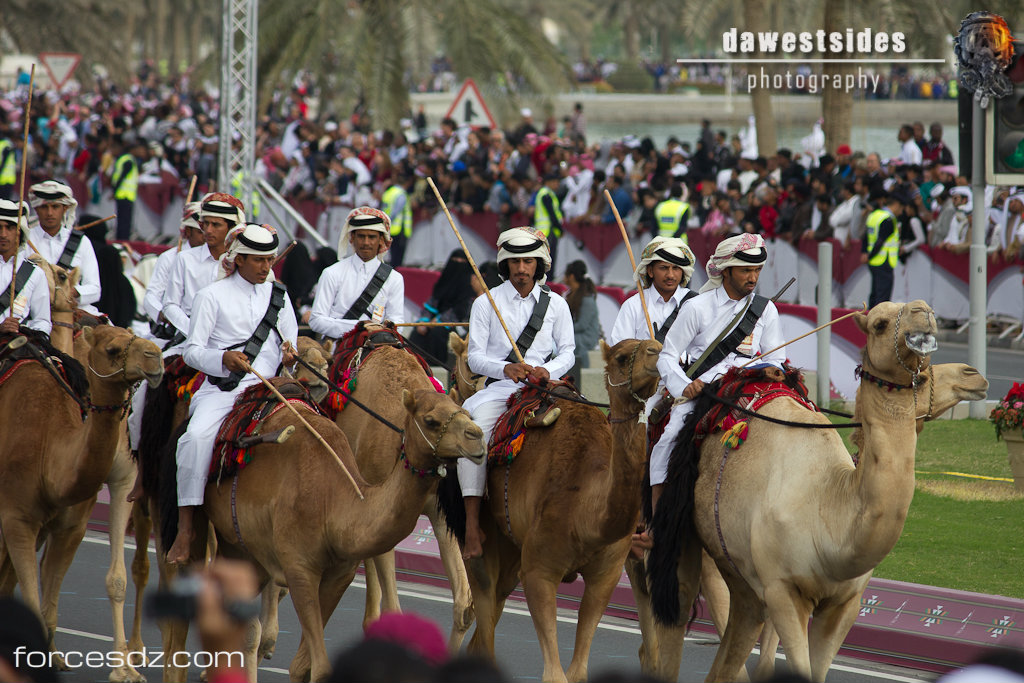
(705, 580), (764, 683)
(361, 557), (382, 630)
(464, 515), (512, 660)
(624, 556), (659, 675)
(650, 534), (704, 682)
(282, 567), (330, 682)
(0, 516), (45, 618)
(761, 581), (813, 680)
(373, 550), (401, 615)
(807, 596), (861, 682)
(151, 499), (201, 683)
(257, 584), (287, 661)
(520, 567), (566, 683)
(424, 499), (474, 651)
(39, 501), (94, 670)
(753, 623), (780, 681)
(106, 467), (147, 683)
(291, 565), (357, 683)
(700, 552), (732, 634)
(128, 499), (151, 657)
(565, 543), (630, 683)
(0, 539), (16, 594)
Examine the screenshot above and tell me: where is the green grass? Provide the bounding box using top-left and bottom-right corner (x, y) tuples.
(860, 419), (1024, 598)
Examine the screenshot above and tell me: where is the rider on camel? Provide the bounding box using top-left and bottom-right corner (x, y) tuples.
(0, 198), (50, 336)
(458, 227), (575, 559)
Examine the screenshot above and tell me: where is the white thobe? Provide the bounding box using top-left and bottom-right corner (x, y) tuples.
(144, 244), (190, 323)
(308, 253), (405, 339)
(649, 287), (785, 485)
(29, 225), (101, 313)
(0, 247), (52, 335)
(174, 273), (298, 506)
(161, 243), (221, 354)
(607, 285), (693, 347)
(457, 281), (575, 496)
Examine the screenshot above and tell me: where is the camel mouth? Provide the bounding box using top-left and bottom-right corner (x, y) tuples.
(460, 448), (486, 465)
(904, 332), (937, 356)
(144, 372), (164, 388)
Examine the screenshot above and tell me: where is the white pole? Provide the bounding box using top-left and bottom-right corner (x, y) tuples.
(968, 98), (987, 418)
(817, 241), (832, 406)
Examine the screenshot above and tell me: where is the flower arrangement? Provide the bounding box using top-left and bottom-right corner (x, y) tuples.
(990, 382), (1024, 440)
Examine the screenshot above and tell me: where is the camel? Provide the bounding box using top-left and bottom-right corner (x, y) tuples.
(199, 345), (484, 682)
(648, 300), (989, 682)
(29, 255), (77, 352)
(437, 347), (652, 683)
(448, 334), (485, 403)
(0, 325), (164, 665)
(333, 336), (476, 652)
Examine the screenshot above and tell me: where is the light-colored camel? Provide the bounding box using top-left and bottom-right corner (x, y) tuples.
(448, 333), (485, 403)
(335, 335), (476, 652)
(29, 255), (77, 352)
(0, 326), (164, 663)
(203, 345), (485, 682)
(649, 300), (989, 682)
(439, 350), (650, 683)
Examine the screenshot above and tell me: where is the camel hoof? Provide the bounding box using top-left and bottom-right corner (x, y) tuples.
(258, 640), (277, 660)
(109, 666), (147, 683)
(50, 652), (69, 671)
(199, 668), (208, 683)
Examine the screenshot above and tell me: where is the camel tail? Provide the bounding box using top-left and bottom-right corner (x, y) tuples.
(435, 469), (466, 544)
(156, 421), (187, 555)
(648, 390), (716, 625)
(138, 379), (179, 499)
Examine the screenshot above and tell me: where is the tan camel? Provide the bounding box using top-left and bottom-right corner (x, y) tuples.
(448, 333), (485, 403)
(648, 300), (989, 682)
(203, 345), (485, 682)
(29, 255), (77, 352)
(333, 336), (476, 652)
(0, 326), (164, 663)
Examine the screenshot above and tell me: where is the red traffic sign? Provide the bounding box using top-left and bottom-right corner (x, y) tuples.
(444, 78), (497, 130)
(39, 52), (82, 90)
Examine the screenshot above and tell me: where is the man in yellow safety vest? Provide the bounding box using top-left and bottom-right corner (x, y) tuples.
(860, 191), (905, 308)
(0, 137), (17, 200)
(381, 174), (413, 266)
(654, 184), (691, 241)
(533, 172), (564, 274)
(110, 136), (146, 240)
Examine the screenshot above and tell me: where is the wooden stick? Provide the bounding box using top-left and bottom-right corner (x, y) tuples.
(76, 214), (117, 233)
(272, 240), (296, 266)
(244, 362), (364, 500)
(10, 65), (35, 315)
(427, 177), (526, 364)
(737, 303), (867, 369)
(604, 189), (655, 340)
(177, 175), (198, 252)
(394, 321), (470, 328)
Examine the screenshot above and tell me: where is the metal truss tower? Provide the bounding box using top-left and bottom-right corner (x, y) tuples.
(218, 0), (258, 208)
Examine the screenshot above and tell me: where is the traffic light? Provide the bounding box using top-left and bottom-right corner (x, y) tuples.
(986, 38), (1024, 184)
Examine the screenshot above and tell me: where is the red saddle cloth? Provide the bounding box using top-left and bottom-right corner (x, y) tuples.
(210, 379), (322, 481)
(164, 355), (205, 402)
(324, 321), (436, 418)
(486, 380), (577, 467)
(693, 363), (817, 449)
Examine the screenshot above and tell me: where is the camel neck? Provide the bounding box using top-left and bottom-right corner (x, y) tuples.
(58, 375), (129, 503)
(49, 312), (74, 355)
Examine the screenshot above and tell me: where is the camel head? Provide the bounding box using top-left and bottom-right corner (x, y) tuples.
(290, 336), (331, 403)
(29, 255), (78, 314)
(855, 299), (938, 386)
(601, 338), (662, 405)
(918, 362), (989, 422)
(448, 331), (484, 403)
(81, 325), (164, 389)
(402, 388), (485, 470)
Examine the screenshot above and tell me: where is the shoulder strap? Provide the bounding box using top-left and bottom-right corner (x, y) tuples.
(654, 289), (697, 344)
(210, 282), (288, 392)
(505, 286), (551, 363)
(57, 231), (84, 271)
(342, 263), (393, 320)
(0, 261), (37, 312)
(685, 294), (769, 380)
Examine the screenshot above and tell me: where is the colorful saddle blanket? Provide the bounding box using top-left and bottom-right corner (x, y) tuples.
(693, 363), (817, 450)
(164, 355), (206, 402)
(325, 321), (437, 417)
(0, 331), (90, 418)
(486, 380), (577, 467)
(210, 378), (323, 480)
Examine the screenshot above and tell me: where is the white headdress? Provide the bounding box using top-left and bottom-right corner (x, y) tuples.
(29, 180), (77, 230)
(700, 233), (767, 293)
(634, 236), (696, 288)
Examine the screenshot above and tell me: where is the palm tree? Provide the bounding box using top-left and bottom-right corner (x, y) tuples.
(258, 0), (571, 130)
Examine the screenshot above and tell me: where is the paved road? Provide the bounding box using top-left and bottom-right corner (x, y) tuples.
(932, 341), (1021, 404)
(35, 531), (938, 683)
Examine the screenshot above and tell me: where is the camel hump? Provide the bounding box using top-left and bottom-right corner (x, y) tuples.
(0, 330), (89, 407)
(209, 380), (325, 481)
(328, 321), (436, 391)
(487, 380), (579, 467)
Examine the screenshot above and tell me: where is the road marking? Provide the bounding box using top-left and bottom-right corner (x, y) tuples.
(75, 532), (928, 681)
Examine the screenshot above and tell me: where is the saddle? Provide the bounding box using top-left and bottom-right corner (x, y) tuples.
(325, 321), (437, 417)
(0, 330), (90, 419)
(164, 355), (206, 402)
(210, 377), (321, 481)
(486, 379), (573, 467)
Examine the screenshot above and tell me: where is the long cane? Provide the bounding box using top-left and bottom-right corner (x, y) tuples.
(244, 361), (364, 499)
(737, 303), (867, 369)
(427, 177), (526, 364)
(177, 176), (198, 253)
(9, 65), (36, 313)
(604, 189), (656, 340)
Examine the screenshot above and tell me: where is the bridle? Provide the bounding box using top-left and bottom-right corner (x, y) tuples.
(605, 342), (647, 422)
(89, 333), (137, 379)
(454, 353), (483, 396)
(398, 407), (464, 478)
(856, 304), (936, 420)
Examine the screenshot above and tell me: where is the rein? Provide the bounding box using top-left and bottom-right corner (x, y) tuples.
(291, 353), (404, 434)
(519, 380), (610, 409)
(603, 342), (645, 406)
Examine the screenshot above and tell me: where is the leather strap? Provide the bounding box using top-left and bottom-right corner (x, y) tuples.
(0, 261), (36, 313)
(209, 282), (287, 392)
(505, 287), (551, 363)
(57, 231), (85, 271)
(343, 263), (393, 320)
(654, 289), (697, 344)
(685, 294), (769, 380)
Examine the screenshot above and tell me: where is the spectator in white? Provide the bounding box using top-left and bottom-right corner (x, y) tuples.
(162, 193), (246, 354)
(608, 236), (696, 346)
(28, 180), (101, 315)
(0, 199), (50, 336)
(898, 124), (923, 166)
(165, 223), (297, 564)
(309, 207), (405, 339)
(941, 187), (973, 253)
(458, 227), (575, 559)
(927, 184), (955, 246)
(635, 234), (785, 549)
(991, 192), (1024, 260)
